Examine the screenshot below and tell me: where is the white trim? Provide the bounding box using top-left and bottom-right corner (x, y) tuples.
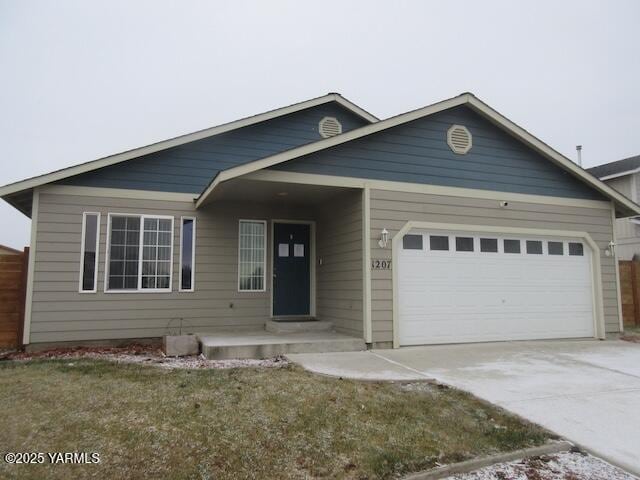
(270, 219), (316, 318)
(390, 221), (606, 348)
(179, 216), (196, 292)
(196, 93), (640, 217)
(237, 219), (268, 293)
(22, 188), (39, 345)
(599, 168), (640, 181)
(78, 212), (101, 293)
(611, 203), (624, 333)
(39, 184), (197, 202)
(631, 174), (638, 203)
(0, 94), (377, 198)
(362, 187), (372, 343)
(104, 213), (175, 293)
(243, 170), (613, 210)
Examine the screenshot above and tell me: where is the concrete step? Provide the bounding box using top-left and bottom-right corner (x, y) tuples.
(265, 319), (334, 334)
(198, 330), (366, 360)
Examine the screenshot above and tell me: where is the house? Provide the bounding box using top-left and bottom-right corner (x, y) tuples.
(0, 244), (22, 256)
(588, 155), (640, 260)
(1, 92), (638, 356)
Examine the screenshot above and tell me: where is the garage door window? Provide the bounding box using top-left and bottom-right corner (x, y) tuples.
(430, 235), (449, 251)
(569, 242), (584, 256)
(548, 241), (564, 256)
(456, 237), (474, 252)
(403, 234), (423, 250)
(526, 240), (543, 255)
(504, 239), (521, 254)
(480, 238), (498, 253)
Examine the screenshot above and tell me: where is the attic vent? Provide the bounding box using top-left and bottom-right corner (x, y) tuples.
(319, 117), (342, 138)
(447, 124), (472, 154)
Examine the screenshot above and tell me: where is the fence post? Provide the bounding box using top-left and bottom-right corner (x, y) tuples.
(16, 247), (29, 350)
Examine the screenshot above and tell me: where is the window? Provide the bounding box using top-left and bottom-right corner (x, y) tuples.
(430, 235), (449, 251)
(180, 217), (196, 291)
(106, 214), (174, 292)
(456, 237), (474, 252)
(569, 242), (584, 256)
(526, 240), (543, 255)
(548, 241), (564, 256)
(403, 234), (423, 250)
(480, 238), (498, 253)
(238, 220), (266, 291)
(79, 212), (100, 292)
(504, 239), (521, 254)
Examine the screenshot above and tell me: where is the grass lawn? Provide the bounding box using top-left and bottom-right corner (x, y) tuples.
(0, 359), (552, 479)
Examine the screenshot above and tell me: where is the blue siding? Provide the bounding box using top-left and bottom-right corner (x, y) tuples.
(272, 106), (604, 200)
(59, 102), (369, 193)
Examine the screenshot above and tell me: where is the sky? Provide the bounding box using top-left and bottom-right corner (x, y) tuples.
(1, 0), (639, 248)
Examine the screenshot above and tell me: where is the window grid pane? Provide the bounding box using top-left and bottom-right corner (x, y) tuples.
(239, 221), (265, 291)
(108, 216), (140, 290)
(141, 217), (172, 290)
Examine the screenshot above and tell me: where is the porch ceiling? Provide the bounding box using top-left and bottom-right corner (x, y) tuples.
(201, 178), (359, 206)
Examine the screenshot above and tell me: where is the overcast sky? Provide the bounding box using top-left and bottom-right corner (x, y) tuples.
(1, 0), (639, 248)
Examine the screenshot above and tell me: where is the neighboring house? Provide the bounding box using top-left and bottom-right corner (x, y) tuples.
(1, 92), (639, 352)
(0, 244), (22, 256)
(588, 155), (640, 260)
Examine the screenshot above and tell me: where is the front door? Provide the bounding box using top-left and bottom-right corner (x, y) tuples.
(273, 222), (311, 316)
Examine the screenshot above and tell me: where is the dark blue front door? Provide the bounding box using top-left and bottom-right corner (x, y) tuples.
(273, 222), (310, 316)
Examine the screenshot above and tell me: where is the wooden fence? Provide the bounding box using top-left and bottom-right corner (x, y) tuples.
(619, 260), (640, 327)
(0, 248), (28, 348)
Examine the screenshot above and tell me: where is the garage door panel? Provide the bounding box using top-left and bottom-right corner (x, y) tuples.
(398, 231), (595, 346)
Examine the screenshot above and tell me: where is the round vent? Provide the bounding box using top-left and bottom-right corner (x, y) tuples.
(319, 117), (342, 138)
(447, 124), (472, 154)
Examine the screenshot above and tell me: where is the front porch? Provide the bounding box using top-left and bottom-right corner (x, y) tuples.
(194, 174), (367, 358)
(197, 320), (366, 359)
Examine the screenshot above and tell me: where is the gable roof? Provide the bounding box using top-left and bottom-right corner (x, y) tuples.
(196, 92), (640, 217)
(587, 154), (640, 180)
(0, 93), (377, 200)
(0, 244), (22, 255)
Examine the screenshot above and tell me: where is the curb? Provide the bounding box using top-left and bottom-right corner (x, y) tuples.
(403, 440), (573, 480)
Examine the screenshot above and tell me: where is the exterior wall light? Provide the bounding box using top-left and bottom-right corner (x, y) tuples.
(378, 228), (389, 249)
(605, 240), (616, 257)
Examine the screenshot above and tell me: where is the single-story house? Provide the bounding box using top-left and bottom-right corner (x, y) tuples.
(2, 92), (639, 354)
(588, 155), (640, 260)
(0, 244), (22, 256)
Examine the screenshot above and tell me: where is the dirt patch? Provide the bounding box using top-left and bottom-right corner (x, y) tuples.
(0, 343), (289, 370)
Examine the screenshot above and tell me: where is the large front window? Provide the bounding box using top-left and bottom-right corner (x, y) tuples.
(107, 214), (174, 291)
(238, 220), (266, 292)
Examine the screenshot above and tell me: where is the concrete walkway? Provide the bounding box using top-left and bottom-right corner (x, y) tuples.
(288, 339), (640, 476)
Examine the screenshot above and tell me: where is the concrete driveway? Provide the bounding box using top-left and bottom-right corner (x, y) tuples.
(288, 339), (640, 476)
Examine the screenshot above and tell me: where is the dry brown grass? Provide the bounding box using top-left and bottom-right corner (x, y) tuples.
(0, 359), (551, 479)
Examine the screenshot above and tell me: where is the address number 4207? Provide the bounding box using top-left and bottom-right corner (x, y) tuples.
(371, 259), (391, 270)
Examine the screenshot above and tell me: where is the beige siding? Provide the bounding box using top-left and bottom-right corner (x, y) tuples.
(604, 175), (640, 260)
(30, 192), (317, 343)
(315, 191), (363, 336)
(368, 189), (620, 343)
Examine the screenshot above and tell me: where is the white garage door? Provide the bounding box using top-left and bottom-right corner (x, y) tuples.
(398, 230), (595, 346)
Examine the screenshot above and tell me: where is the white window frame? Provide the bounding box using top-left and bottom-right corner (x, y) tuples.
(238, 219), (267, 292)
(104, 212), (175, 293)
(79, 212), (101, 293)
(179, 216), (196, 292)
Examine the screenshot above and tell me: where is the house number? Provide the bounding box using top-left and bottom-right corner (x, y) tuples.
(371, 259), (391, 270)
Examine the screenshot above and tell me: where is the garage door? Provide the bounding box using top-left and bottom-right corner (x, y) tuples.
(397, 230), (595, 346)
